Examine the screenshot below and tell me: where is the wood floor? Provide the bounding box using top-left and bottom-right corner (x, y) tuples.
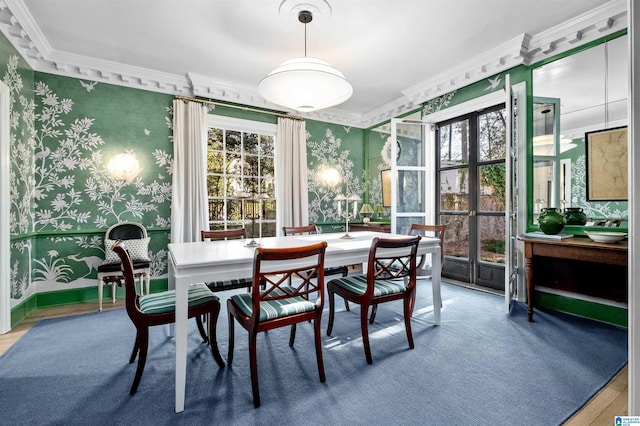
(0, 301), (628, 424)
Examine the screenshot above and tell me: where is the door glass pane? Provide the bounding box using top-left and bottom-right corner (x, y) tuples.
(478, 110), (506, 161)
(397, 170), (424, 213)
(440, 214), (468, 259)
(479, 215), (505, 264)
(439, 119), (469, 166)
(398, 136), (425, 167)
(440, 169), (468, 212)
(479, 163), (506, 212)
(533, 160), (553, 217)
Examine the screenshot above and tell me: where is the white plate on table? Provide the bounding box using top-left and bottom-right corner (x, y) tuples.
(584, 231), (627, 243)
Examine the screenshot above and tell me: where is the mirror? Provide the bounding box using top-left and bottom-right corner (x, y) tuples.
(531, 34), (628, 228)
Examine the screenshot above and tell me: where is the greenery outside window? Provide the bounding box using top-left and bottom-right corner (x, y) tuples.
(206, 115), (277, 238)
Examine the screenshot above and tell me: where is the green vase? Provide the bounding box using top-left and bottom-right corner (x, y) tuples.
(538, 207), (566, 235)
(563, 207), (587, 225)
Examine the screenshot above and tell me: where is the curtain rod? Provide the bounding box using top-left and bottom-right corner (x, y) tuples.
(174, 95), (304, 121)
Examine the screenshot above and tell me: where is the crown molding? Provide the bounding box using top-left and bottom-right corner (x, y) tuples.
(525, 0), (627, 64)
(0, 0), (628, 129)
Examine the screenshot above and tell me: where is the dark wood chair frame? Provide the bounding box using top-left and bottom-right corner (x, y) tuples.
(408, 223), (445, 276)
(97, 222), (151, 311)
(327, 236), (421, 364)
(112, 241), (224, 395)
(196, 228), (250, 341)
(369, 223), (445, 324)
(227, 242), (328, 408)
(282, 225), (350, 308)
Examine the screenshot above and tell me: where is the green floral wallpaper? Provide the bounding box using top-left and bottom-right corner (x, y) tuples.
(305, 120), (365, 225)
(562, 138), (628, 220)
(0, 23), (368, 311)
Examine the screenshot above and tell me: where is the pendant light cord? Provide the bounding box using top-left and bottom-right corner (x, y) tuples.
(298, 10), (313, 58)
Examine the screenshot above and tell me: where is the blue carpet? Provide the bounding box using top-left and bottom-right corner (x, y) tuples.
(0, 282), (627, 425)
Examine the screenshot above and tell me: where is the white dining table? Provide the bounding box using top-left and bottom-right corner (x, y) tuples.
(167, 231), (441, 413)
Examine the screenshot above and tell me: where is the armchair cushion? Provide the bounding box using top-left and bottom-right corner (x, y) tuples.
(230, 287), (316, 322)
(329, 274), (406, 297)
(104, 237), (150, 264)
(138, 283), (219, 314)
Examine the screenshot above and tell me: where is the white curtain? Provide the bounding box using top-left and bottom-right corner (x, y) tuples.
(171, 100), (209, 243)
(275, 117), (308, 234)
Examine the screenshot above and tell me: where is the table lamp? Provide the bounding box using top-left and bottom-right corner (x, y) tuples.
(359, 203), (374, 223)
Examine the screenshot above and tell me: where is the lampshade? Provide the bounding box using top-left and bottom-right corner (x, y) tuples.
(359, 203), (374, 214)
(373, 204), (386, 214)
(258, 57), (352, 112)
(258, 10), (352, 112)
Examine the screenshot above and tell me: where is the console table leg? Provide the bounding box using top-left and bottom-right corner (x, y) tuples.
(525, 256), (534, 322)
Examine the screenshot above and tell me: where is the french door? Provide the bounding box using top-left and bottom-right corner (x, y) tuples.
(436, 104), (507, 291)
(389, 117), (431, 234)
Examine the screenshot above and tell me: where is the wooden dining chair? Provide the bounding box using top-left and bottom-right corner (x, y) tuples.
(112, 241), (224, 395)
(97, 222), (151, 311)
(282, 225), (350, 309)
(369, 224), (445, 324)
(195, 228), (252, 342)
(408, 223), (445, 276)
(201, 229), (252, 291)
(227, 241), (328, 408)
(327, 236), (421, 364)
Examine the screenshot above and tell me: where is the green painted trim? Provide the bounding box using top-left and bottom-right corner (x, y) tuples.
(363, 130), (370, 203)
(10, 233), (37, 243)
(534, 291), (627, 327)
(10, 295), (37, 328)
(9, 279), (170, 327)
(33, 227), (171, 239)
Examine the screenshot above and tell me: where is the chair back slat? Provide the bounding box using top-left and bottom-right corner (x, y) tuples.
(252, 242), (327, 312)
(366, 236), (421, 293)
(282, 225), (320, 236)
(408, 223), (445, 263)
(201, 229), (246, 241)
(107, 222), (147, 240)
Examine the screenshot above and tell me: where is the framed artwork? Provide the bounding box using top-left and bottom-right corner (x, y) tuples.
(585, 126), (628, 201)
(381, 169), (392, 207)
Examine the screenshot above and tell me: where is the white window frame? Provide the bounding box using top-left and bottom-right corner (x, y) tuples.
(205, 115), (277, 236)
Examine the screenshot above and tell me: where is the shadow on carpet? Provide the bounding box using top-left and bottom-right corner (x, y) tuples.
(0, 282), (627, 426)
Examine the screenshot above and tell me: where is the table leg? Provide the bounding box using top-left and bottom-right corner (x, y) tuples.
(525, 256), (534, 322)
(432, 247), (441, 326)
(171, 259), (187, 413)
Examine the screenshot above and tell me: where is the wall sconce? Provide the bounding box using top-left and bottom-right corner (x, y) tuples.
(322, 167), (340, 187)
(108, 152), (140, 184)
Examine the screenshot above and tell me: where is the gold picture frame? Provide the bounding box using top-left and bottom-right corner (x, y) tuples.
(585, 126), (628, 201)
(381, 169), (392, 207)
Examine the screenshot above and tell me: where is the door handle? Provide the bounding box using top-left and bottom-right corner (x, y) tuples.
(468, 211), (476, 217)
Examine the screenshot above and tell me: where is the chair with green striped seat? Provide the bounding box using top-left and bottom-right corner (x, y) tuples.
(368, 223), (445, 324)
(227, 241), (328, 408)
(195, 229), (252, 342)
(112, 241), (225, 395)
(327, 235), (421, 364)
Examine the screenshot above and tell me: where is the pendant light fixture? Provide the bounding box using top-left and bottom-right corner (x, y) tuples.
(258, 10), (352, 112)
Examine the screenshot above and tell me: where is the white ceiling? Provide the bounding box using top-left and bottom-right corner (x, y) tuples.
(0, 0), (628, 127)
